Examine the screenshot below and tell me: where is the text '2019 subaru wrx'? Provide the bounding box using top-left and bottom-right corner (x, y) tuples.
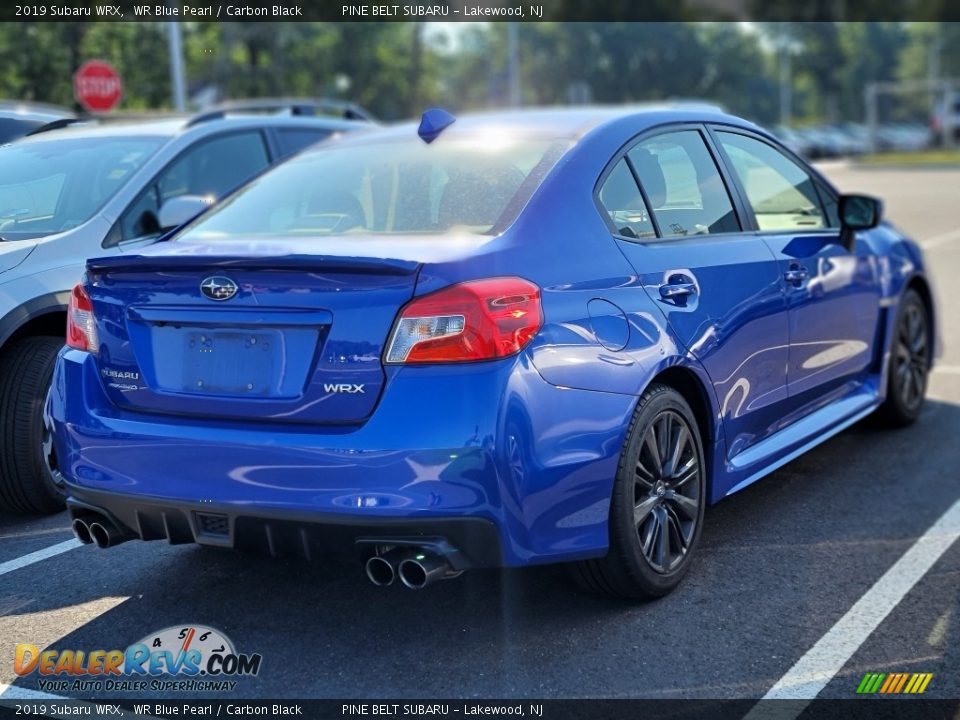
(48, 106), (935, 598)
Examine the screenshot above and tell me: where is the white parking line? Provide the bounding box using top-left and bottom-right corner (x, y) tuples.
(0, 595), (130, 700)
(0, 681), (62, 699)
(0, 526), (74, 541)
(749, 496), (960, 713)
(921, 227), (960, 250)
(0, 539), (82, 577)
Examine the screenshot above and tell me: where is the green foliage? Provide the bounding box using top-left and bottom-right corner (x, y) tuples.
(0, 21), (955, 124)
(0, 23), (169, 110)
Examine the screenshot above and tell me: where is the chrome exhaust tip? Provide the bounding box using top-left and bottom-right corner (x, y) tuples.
(397, 554), (458, 590)
(89, 520), (126, 549)
(365, 555), (396, 587)
(71, 518), (92, 545)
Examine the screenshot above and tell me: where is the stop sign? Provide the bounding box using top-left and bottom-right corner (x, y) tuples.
(73, 60), (122, 113)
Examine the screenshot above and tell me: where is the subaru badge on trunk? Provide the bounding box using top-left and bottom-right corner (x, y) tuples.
(200, 276), (238, 301)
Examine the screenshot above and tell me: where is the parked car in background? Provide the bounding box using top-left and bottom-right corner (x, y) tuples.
(931, 93), (960, 145)
(49, 106), (934, 599)
(874, 123), (926, 153)
(830, 123), (869, 155)
(797, 126), (852, 159)
(777, 121), (931, 158)
(0, 100), (370, 514)
(0, 101), (74, 144)
(771, 125), (813, 157)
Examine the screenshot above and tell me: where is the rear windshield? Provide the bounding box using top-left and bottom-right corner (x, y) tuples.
(177, 134), (570, 240)
(0, 136), (163, 240)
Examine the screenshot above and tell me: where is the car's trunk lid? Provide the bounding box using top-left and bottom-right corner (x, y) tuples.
(85, 248), (420, 424)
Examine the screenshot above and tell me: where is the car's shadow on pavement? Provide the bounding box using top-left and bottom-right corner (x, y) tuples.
(2, 400), (959, 698)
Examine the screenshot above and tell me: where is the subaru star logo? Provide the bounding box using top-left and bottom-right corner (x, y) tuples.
(200, 276), (238, 301)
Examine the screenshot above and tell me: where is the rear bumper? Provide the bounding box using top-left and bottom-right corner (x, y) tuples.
(66, 489), (502, 568)
(49, 348), (637, 567)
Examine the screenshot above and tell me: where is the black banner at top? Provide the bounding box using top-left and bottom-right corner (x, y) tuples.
(2, 0), (959, 23)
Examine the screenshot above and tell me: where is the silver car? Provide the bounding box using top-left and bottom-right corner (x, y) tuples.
(0, 104), (366, 513)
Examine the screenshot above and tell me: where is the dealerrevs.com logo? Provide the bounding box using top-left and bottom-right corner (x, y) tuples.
(14, 625), (262, 693)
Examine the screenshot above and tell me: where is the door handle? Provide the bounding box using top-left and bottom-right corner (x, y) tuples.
(659, 282), (697, 300)
(784, 267), (809, 285)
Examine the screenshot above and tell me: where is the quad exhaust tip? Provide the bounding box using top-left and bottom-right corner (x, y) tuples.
(89, 521), (116, 549)
(397, 558), (431, 589)
(364, 548), (461, 590)
(72, 513), (130, 549)
(71, 518), (92, 545)
(397, 554), (453, 590)
(365, 555), (396, 586)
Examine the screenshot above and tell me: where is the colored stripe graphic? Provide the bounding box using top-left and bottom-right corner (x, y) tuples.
(894, 673), (910, 693)
(880, 673), (901, 693)
(857, 673), (886, 693)
(879, 674), (897, 693)
(857, 672), (932, 694)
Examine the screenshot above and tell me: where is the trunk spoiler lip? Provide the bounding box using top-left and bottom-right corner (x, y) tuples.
(85, 253), (421, 276)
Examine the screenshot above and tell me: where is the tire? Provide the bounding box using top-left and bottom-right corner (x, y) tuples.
(0, 336), (67, 514)
(875, 289), (930, 427)
(571, 383), (706, 600)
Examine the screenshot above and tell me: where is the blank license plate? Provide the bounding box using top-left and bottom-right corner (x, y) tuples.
(181, 331), (276, 395)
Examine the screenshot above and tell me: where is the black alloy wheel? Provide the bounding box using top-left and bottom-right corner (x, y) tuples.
(877, 289), (930, 427)
(570, 384), (706, 599)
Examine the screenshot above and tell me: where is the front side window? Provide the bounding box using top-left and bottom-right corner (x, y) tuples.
(116, 131), (269, 243)
(597, 159), (655, 239)
(0, 136), (162, 241)
(176, 134), (570, 241)
(628, 130), (740, 239)
(716, 131), (829, 232)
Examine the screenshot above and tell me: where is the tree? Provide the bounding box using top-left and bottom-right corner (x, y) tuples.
(693, 24), (779, 123)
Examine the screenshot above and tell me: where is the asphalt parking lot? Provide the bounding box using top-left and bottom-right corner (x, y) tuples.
(0, 163), (958, 703)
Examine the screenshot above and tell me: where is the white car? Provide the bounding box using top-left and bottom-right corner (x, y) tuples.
(0, 103), (367, 513)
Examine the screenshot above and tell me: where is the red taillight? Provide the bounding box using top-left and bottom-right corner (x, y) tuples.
(385, 277), (543, 364)
(66, 283), (98, 352)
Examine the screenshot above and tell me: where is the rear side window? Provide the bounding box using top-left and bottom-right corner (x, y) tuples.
(275, 128), (333, 159)
(628, 130), (740, 239)
(597, 159), (655, 239)
(716, 132), (830, 232)
(158, 132), (269, 201)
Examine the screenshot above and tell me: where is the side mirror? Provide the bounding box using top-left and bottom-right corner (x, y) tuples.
(838, 194), (882, 251)
(839, 194), (882, 230)
(157, 195), (215, 231)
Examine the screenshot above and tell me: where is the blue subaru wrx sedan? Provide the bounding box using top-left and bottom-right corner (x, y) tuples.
(48, 106), (935, 598)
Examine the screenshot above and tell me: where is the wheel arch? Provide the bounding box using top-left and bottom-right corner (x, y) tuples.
(0, 292), (69, 352)
(905, 274), (936, 365)
(646, 362), (722, 503)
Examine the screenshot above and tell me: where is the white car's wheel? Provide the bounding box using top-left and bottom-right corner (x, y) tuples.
(0, 336), (67, 514)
